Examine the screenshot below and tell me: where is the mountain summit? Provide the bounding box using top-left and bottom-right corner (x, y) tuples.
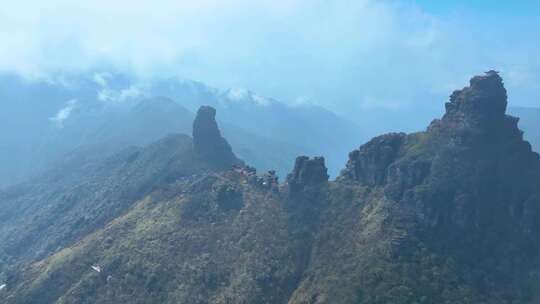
(445, 70), (507, 125)
(430, 70), (519, 139)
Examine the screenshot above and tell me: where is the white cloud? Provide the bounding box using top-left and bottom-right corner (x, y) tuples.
(224, 88), (270, 106)
(0, 0), (538, 110)
(49, 99), (77, 127)
(0, 0), (316, 77)
(225, 88), (247, 101)
(97, 89), (114, 103)
(252, 94), (270, 106)
(92, 72), (110, 87)
(118, 85), (142, 101)
(98, 85), (143, 104)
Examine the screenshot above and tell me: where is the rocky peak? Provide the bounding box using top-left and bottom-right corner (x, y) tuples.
(192, 106), (242, 168)
(286, 156), (329, 193)
(339, 133), (406, 185)
(441, 71), (508, 131)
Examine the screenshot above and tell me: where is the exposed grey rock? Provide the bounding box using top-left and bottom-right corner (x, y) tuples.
(445, 70), (507, 126)
(339, 133), (406, 185)
(192, 106), (243, 168)
(428, 71), (521, 140)
(286, 156), (328, 193)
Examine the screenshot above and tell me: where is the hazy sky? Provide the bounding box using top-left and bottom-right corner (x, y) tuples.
(0, 0), (539, 112)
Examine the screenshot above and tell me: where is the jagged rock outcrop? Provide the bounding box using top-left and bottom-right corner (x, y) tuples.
(286, 156), (329, 193)
(429, 71), (525, 143)
(339, 133), (406, 185)
(192, 106), (243, 168)
(444, 70), (507, 128)
(311, 71), (540, 303)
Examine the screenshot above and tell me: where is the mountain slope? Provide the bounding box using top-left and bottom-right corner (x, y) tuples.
(3, 72), (540, 303)
(0, 108), (242, 277)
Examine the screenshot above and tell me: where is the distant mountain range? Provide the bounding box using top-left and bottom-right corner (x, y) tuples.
(0, 72), (364, 188)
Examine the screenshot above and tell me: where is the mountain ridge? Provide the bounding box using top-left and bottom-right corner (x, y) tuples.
(3, 72), (540, 303)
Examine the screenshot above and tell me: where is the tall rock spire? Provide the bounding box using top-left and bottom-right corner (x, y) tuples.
(192, 106), (242, 168)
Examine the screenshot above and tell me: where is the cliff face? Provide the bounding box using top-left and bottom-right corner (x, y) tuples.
(328, 71), (540, 303)
(444, 70), (508, 130)
(3, 72), (540, 304)
(192, 106), (243, 169)
(287, 156), (329, 194)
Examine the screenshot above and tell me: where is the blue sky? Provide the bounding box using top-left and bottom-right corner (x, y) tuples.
(0, 0), (538, 112)
(415, 0), (540, 15)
